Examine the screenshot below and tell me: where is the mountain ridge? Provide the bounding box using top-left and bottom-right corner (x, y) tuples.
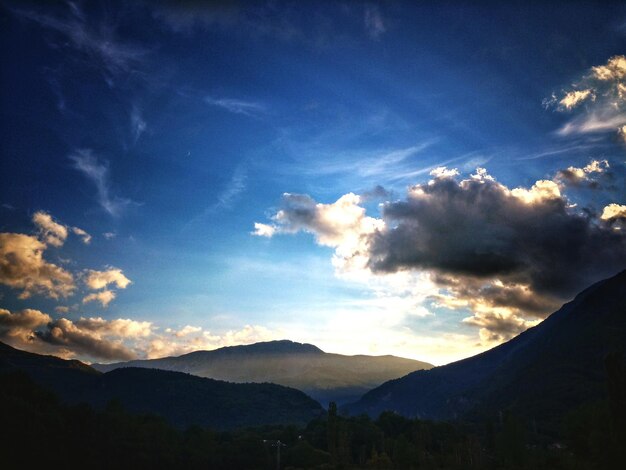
(344, 269), (626, 427)
(0, 340), (323, 430)
(93, 339), (433, 405)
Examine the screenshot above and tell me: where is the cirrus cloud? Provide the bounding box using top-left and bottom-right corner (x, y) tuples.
(546, 55), (626, 142)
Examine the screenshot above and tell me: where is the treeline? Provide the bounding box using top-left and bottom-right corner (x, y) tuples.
(1, 356), (624, 470)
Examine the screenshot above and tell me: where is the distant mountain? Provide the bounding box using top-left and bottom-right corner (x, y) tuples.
(93, 339), (433, 405)
(0, 342), (322, 430)
(345, 269), (626, 428)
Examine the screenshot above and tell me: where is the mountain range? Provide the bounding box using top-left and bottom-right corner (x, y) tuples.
(0, 341), (322, 430)
(345, 269), (626, 430)
(93, 340), (433, 405)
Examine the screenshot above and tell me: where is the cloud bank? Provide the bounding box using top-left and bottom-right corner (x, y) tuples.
(255, 164), (626, 343)
(0, 307), (278, 363)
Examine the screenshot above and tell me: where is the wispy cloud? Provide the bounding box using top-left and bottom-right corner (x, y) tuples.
(213, 165), (247, 211)
(69, 149), (133, 217)
(364, 4), (387, 40)
(130, 105), (147, 143)
(10, 2), (148, 84)
(546, 55), (626, 143)
(204, 96), (266, 117)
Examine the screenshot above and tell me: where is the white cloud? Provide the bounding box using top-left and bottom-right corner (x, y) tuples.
(72, 227), (92, 244)
(32, 211), (68, 247)
(364, 4), (386, 40)
(548, 55), (626, 142)
(84, 268), (131, 290)
(591, 55), (626, 81)
(0, 233), (75, 299)
(131, 105), (147, 143)
(69, 149), (133, 217)
(559, 89), (594, 110)
(146, 324), (278, 359)
(601, 203), (626, 220)
(205, 96), (265, 116)
(10, 3), (147, 83)
(253, 223), (276, 237)
(429, 166), (460, 181)
(83, 289), (116, 307)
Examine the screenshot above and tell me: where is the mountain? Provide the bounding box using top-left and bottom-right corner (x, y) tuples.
(93, 339), (433, 405)
(345, 269), (626, 429)
(0, 341), (323, 430)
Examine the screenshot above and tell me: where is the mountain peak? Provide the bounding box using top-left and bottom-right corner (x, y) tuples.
(184, 340), (324, 357)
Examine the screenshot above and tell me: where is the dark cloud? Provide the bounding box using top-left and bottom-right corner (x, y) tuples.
(367, 174), (626, 303)
(362, 185), (391, 201)
(35, 318), (137, 361)
(463, 311), (535, 343)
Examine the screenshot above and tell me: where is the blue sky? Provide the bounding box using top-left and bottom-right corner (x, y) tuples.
(1, 1), (626, 365)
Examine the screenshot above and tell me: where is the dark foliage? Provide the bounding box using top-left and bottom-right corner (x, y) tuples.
(0, 341), (323, 430)
(2, 373), (624, 469)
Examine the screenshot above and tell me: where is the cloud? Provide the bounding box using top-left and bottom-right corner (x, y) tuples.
(253, 192), (384, 272)
(559, 89), (595, 110)
(71, 227), (92, 244)
(83, 290), (116, 308)
(84, 268), (131, 290)
(364, 4), (386, 40)
(166, 325), (203, 338)
(601, 203), (626, 222)
(256, 165), (626, 343)
(367, 168), (626, 299)
(131, 105), (147, 143)
(146, 324), (277, 359)
(0, 308), (51, 343)
(32, 211), (91, 246)
(253, 223), (276, 237)
(463, 311), (540, 343)
(10, 3), (147, 84)
(201, 164), (247, 215)
(69, 149), (133, 216)
(547, 55), (626, 141)
(554, 159), (609, 187)
(1, 314), (153, 361)
(54, 306), (70, 314)
(204, 96), (265, 116)
(34, 317), (139, 361)
(103, 232), (116, 240)
(32, 211), (68, 247)
(0, 233), (75, 299)
(73, 317), (153, 338)
(0, 305), (280, 363)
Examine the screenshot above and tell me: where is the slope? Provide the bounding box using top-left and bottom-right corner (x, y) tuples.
(93, 339), (433, 405)
(0, 341), (323, 430)
(345, 269), (626, 427)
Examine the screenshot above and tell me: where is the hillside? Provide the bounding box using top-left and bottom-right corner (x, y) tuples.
(0, 341), (323, 430)
(345, 269), (626, 429)
(94, 340), (433, 405)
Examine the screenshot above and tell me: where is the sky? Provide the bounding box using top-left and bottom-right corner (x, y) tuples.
(1, 1), (626, 366)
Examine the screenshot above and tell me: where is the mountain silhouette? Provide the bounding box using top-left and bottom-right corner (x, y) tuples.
(93, 339), (432, 405)
(0, 341), (323, 430)
(344, 269), (626, 429)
